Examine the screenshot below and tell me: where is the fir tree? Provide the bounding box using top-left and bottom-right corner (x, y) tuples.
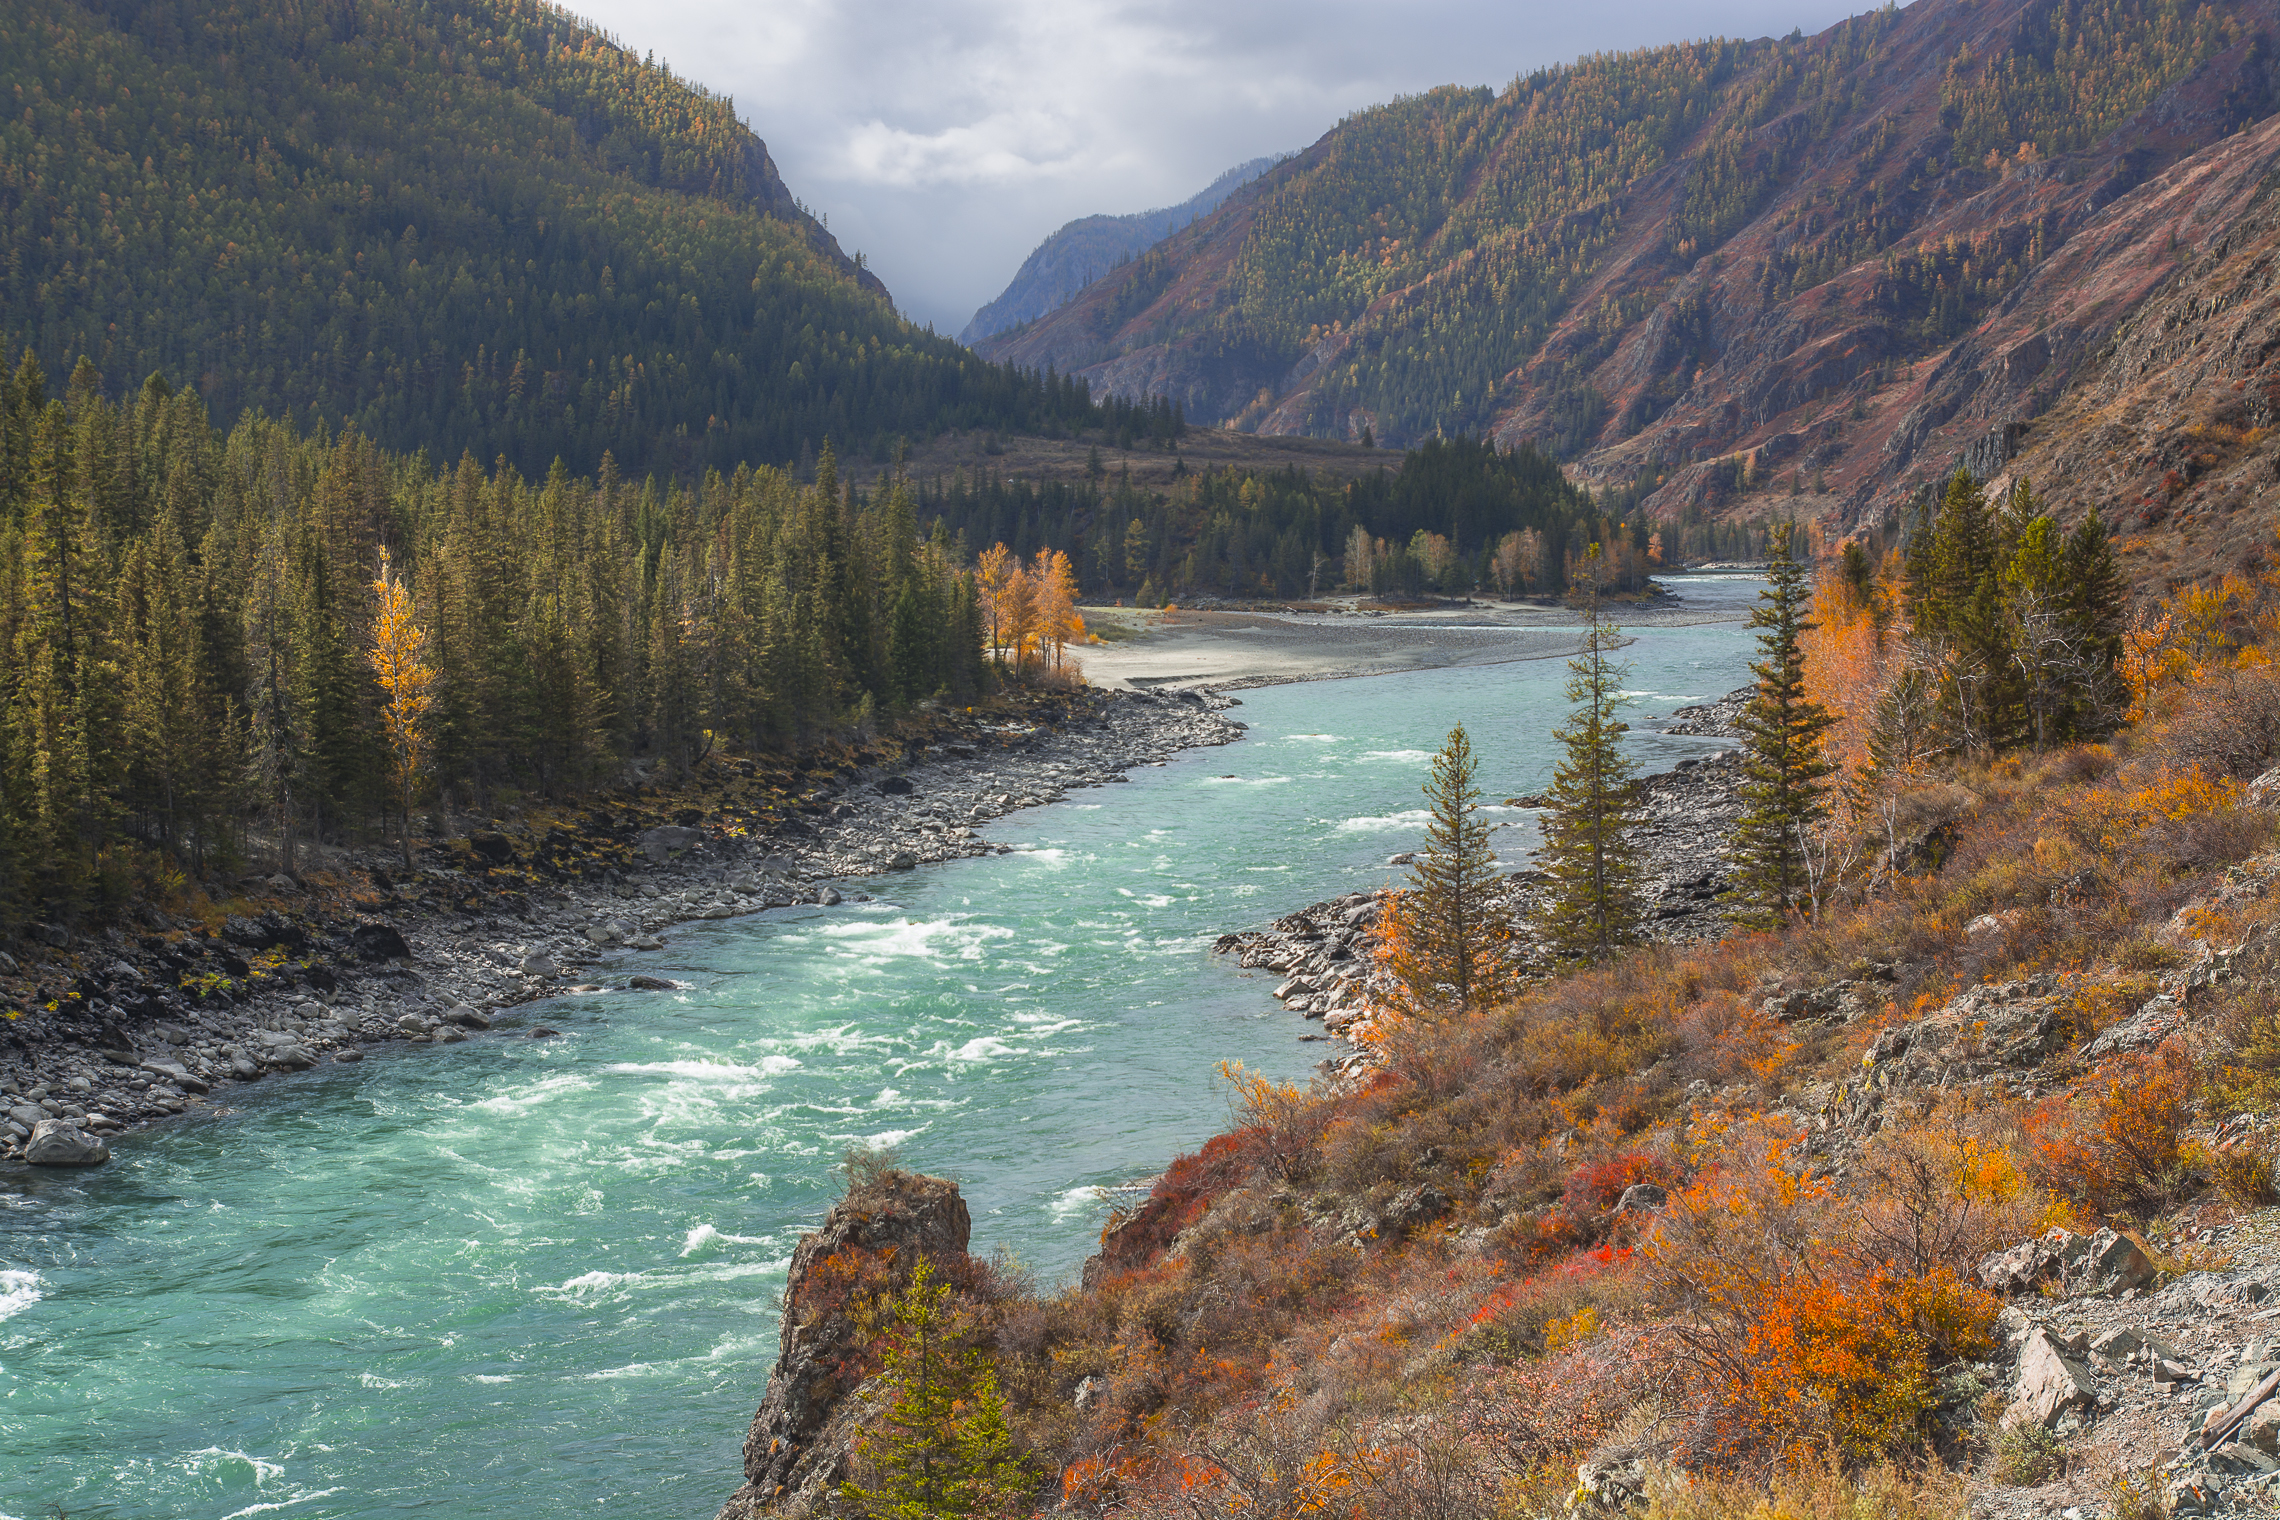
(1532, 552), (1645, 960)
(1377, 724), (1522, 1016)
(840, 1261), (1033, 1520)
(1727, 522), (1836, 929)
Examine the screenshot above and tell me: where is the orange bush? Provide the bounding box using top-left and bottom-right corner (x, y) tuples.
(1648, 1124), (1999, 1467)
(2025, 1043), (2199, 1216)
(1715, 1266), (1995, 1465)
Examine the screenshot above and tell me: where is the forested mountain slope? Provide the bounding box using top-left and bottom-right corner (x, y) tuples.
(978, 0), (2280, 550)
(959, 157), (1284, 346)
(0, 0), (1095, 478)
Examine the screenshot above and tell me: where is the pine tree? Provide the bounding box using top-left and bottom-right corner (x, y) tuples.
(1727, 522), (1837, 930)
(839, 1261), (1032, 1520)
(1377, 724), (1522, 1017)
(1532, 556), (1645, 960)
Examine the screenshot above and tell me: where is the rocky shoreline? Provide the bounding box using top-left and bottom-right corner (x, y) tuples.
(0, 688), (1245, 1166)
(1214, 688), (1754, 1060)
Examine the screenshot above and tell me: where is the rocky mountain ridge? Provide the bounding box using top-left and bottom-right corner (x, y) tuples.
(959, 157), (1284, 345)
(977, 0), (2280, 587)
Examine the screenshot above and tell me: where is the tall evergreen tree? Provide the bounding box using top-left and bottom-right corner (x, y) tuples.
(1727, 523), (1837, 930)
(1532, 552), (1646, 960)
(1377, 725), (1522, 1017)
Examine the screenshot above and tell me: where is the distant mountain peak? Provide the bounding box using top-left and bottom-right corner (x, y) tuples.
(958, 156), (1288, 346)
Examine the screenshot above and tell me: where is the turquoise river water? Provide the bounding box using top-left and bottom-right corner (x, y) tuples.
(0, 578), (1762, 1519)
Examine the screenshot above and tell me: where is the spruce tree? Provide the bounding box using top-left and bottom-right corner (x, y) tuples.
(1378, 724), (1522, 1016)
(1727, 522), (1836, 929)
(840, 1261), (1032, 1520)
(1532, 555), (1645, 960)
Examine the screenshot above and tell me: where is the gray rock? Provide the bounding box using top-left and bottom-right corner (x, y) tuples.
(1613, 1183), (1670, 1214)
(334, 1050), (363, 1064)
(2089, 1325), (2145, 1358)
(6, 1103), (47, 1129)
(446, 1005), (492, 1030)
(886, 852), (918, 871)
(584, 924), (624, 946)
(139, 1060), (207, 1094)
(25, 1118), (109, 1166)
(637, 825), (705, 865)
(2006, 1325), (2099, 1428)
(262, 1044), (319, 1071)
(816, 887), (842, 906)
(521, 953), (559, 979)
(2079, 1227), (2156, 1295)
(434, 1027), (467, 1045)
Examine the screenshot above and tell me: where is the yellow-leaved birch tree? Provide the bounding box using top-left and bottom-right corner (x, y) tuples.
(369, 548), (437, 867)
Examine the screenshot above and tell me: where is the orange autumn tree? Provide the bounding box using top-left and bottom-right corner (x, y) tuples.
(1797, 549), (1892, 793)
(369, 547), (437, 866)
(1029, 547), (1083, 674)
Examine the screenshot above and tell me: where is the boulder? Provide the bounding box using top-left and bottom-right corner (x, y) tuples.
(1613, 1183), (1670, 1214)
(2005, 1325), (2100, 1429)
(1979, 1226), (2149, 1296)
(628, 976), (676, 991)
(25, 1119), (109, 1166)
(877, 775), (916, 796)
(520, 953), (560, 979)
(446, 1004), (492, 1029)
(717, 1172), (971, 1520)
(350, 924), (411, 961)
(638, 825), (705, 865)
(2077, 1227), (2156, 1295)
(584, 924), (624, 947)
(469, 832), (516, 865)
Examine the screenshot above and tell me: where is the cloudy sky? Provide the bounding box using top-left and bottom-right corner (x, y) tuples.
(572, 0), (1875, 334)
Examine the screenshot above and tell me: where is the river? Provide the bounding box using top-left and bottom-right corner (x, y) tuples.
(0, 576), (1762, 1519)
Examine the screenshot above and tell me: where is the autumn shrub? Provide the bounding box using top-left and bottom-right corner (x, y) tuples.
(1643, 1453), (1969, 1520)
(2024, 1043), (2202, 1218)
(1989, 1421), (2067, 1485)
(1563, 1148), (1683, 1219)
(2209, 982), (2280, 1119)
(2156, 665), (2280, 779)
(2206, 1135), (2280, 1210)
(1647, 1123), (1999, 1467)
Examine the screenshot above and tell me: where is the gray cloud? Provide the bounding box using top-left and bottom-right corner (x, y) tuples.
(572, 0), (1876, 332)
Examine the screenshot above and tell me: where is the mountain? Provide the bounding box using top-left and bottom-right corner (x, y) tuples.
(0, 0), (1094, 477)
(976, 0), (2280, 549)
(957, 157), (1285, 346)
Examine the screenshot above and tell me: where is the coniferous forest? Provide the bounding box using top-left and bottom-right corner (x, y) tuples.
(0, 0), (1100, 479)
(0, 351), (991, 924)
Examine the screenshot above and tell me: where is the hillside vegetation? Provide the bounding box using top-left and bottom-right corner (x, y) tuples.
(0, 349), (1006, 929)
(754, 519), (2280, 1518)
(980, 0), (2280, 583)
(0, 0), (1096, 477)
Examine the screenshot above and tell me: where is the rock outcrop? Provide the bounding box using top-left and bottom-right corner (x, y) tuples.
(717, 1171), (973, 1520)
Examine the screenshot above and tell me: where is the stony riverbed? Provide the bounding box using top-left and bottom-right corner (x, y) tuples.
(0, 688), (1244, 1164)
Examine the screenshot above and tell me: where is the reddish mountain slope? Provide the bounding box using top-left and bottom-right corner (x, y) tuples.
(978, 0), (2280, 576)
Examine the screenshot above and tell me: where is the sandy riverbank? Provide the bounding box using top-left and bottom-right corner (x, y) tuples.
(1076, 593), (1753, 691)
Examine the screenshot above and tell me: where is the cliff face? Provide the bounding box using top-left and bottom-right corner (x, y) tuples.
(975, 0), (2280, 581)
(716, 1171), (972, 1520)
